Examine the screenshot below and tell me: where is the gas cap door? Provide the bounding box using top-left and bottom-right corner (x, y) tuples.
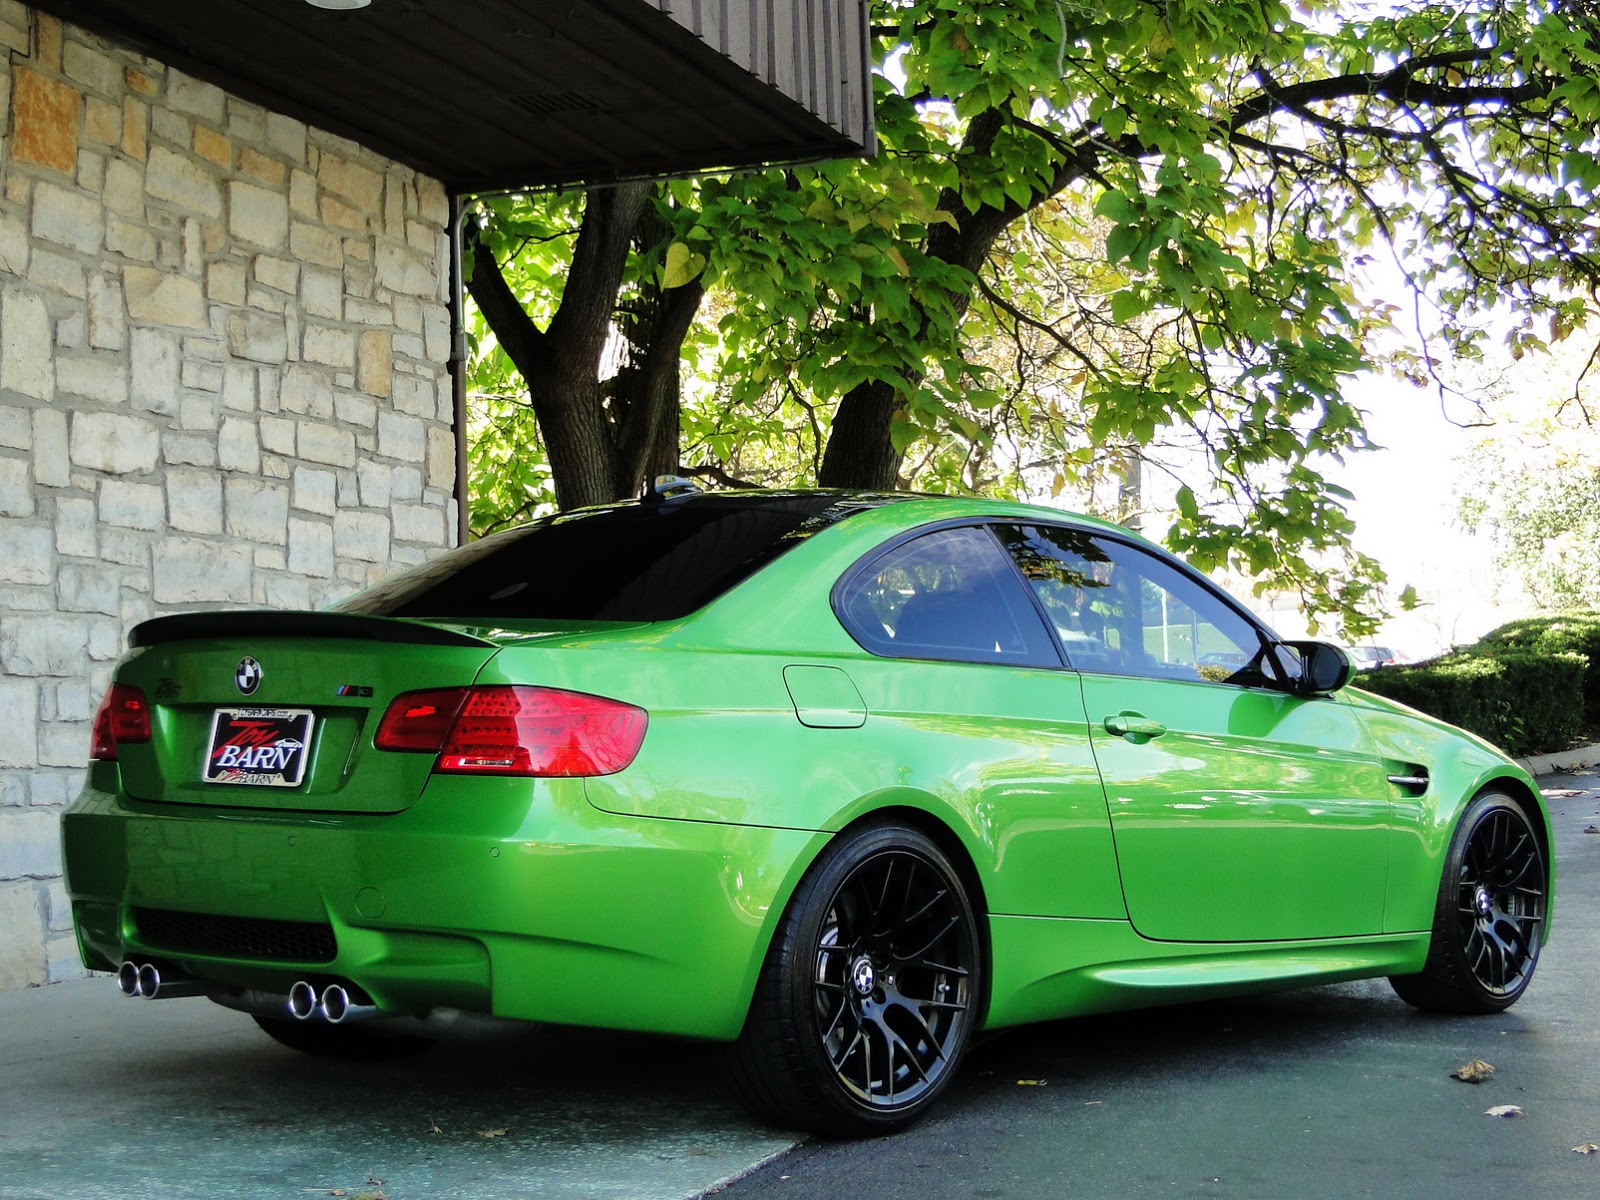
(782, 665), (867, 729)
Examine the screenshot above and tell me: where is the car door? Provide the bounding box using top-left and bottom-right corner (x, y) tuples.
(991, 523), (1394, 943)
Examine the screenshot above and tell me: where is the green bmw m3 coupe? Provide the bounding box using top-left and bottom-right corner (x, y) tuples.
(63, 489), (1551, 1134)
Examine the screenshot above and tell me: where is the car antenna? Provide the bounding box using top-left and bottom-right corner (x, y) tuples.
(642, 474), (702, 505)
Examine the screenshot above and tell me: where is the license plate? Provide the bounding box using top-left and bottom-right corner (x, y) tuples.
(202, 707), (316, 787)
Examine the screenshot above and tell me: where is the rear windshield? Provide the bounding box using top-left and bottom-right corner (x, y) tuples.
(335, 494), (880, 622)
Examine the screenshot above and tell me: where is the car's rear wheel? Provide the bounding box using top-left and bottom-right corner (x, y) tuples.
(1389, 791), (1546, 1013)
(727, 822), (980, 1135)
(251, 1014), (436, 1061)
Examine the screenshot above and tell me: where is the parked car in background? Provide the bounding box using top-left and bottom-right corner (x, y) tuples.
(65, 490), (1550, 1134)
(1348, 645), (1399, 669)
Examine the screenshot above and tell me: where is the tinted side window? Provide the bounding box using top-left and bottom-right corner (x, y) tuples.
(836, 526), (1059, 667)
(994, 524), (1271, 684)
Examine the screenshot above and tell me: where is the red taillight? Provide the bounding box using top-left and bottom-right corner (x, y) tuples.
(374, 686), (647, 777)
(91, 684), (152, 760)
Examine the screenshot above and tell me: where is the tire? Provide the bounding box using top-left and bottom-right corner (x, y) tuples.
(727, 822), (981, 1135)
(251, 1014), (436, 1061)
(1389, 791), (1547, 1013)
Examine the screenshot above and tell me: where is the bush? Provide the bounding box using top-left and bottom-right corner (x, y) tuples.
(1356, 648), (1586, 758)
(1478, 611), (1600, 723)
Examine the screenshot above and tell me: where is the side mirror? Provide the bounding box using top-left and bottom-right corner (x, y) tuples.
(1281, 640), (1354, 695)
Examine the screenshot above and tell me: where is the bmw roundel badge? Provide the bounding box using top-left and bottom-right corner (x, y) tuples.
(235, 657), (262, 696)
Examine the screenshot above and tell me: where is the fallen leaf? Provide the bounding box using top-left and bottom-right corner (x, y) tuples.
(1585, 826), (1599, 834)
(1451, 1059), (1495, 1084)
(1485, 1105), (1525, 1119)
(1573, 1143), (1600, 1155)
(1016, 1079), (1046, 1086)
(426, 1116), (442, 1134)
(478, 1128), (509, 1138)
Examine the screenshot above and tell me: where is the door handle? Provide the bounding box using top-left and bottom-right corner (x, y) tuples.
(1104, 712), (1166, 741)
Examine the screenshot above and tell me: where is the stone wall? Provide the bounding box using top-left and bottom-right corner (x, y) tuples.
(0, 4), (459, 990)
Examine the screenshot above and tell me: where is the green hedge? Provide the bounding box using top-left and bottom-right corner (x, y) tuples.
(1355, 649), (1586, 758)
(1478, 612), (1600, 722)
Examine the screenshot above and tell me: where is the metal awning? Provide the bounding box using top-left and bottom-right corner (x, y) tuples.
(31, 0), (875, 192)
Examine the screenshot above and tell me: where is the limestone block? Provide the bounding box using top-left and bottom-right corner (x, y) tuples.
(267, 113), (308, 163)
(346, 298), (391, 326)
(391, 372), (435, 418)
(181, 361), (223, 394)
(99, 528), (149, 569)
(221, 363), (256, 412)
(424, 305), (451, 364)
(217, 415), (260, 472)
(0, 210), (29, 275)
(224, 476), (289, 544)
(11, 67), (79, 175)
(0, 884), (46, 989)
(280, 364), (334, 417)
(124, 267), (207, 329)
(289, 168), (317, 218)
(377, 410), (426, 463)
(297, 421), (355, 468)
(290, 222), (342, 269)
(357, 460), (392, 506)
(166, 70), (225, 122)
(287, 518), (334, 578)
(334, 510), (391, 563)
(426, 426), (458, 490)
(55, 497), (96, 558)
(30, 408), (69, 487)
(303, 326), (355, 370)
(0, 287), (54, 400)
(254, 254), (299, 295)
(166, 467), (223, 534)
(300, 266), (344, 320)
(29, 769), (69, 808)
(130, 327), (181, 416)
(99, 479), (165, 530)
(56, 564), (119, 616)
(319, 195), (366, 232)
(161, 431), (216, 468)
(227, 98), (266, 147)
(238, 147), (286, 188)
(31, 181), (104, 254)
(417, 176), (449, 226)
(207, 259), (247, 306)
(76, 148), (107, 194)
(225, 310), (288, 363)
(62, 39), (119, 96)
(106, 219), (156, 263)
(0, 615), (90, 677)
(0, 406), (29, 448)
(229, 181), (289, 249)
(38, 719), (90, 767)
(27, 248), (86, 298)
(259, 573), (313, 610)
(375, 240), (438, 297)
(259, 415), (295, 456)
(333, 392), (376, 430)
(56, 357), (128, 408)
(122, 95), (147, 161)
(357, 330), (393, 397)
(0, 454), (31, 516)
(292, 466), (337, 516)
(320, 155), (384, 214)
(83, 95), (120, 146)
(146, 145), (222, 218)
(193, 124), (231, 169)
(151, 538), (252, 604)
(391, 466), (423, 502)
(88, 273), (127, 350)
(393, 503), (446, 546)
(69, 411), (159, 474)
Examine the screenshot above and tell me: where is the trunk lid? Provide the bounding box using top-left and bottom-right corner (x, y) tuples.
(113, 612), (501, 814)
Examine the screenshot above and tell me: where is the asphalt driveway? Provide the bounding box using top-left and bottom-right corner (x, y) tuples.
(2, 769), (1596, 1200)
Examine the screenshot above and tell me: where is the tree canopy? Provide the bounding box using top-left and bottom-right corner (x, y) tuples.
(465, 0), (1600, 636)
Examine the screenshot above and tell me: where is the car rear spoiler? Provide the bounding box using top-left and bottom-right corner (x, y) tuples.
(129, 611), (496, 649)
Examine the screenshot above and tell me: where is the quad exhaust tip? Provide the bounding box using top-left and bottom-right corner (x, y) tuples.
(116, 960), (208, 1000)
(287, 980), (376, 1024)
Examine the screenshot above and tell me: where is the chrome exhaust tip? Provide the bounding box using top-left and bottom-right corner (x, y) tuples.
(137, 962), (161, 998)
(116, 961), (143, 997)
(287, 979), (319, 1021)
(320, 984), (351, 1023)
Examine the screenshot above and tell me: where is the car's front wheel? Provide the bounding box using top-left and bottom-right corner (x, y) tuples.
(727, 822), (981, 1135)
(1390, 791), (1547, 1013)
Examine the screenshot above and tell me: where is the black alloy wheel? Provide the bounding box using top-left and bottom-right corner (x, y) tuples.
(1390, 792), (1546, 1013)
(728, 823), (981, 1134)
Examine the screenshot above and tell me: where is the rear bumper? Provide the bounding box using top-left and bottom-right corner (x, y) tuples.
(63, 764), (823, 1040)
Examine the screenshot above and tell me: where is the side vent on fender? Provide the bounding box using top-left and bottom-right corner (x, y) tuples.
(1385, 763), (1430, 796)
